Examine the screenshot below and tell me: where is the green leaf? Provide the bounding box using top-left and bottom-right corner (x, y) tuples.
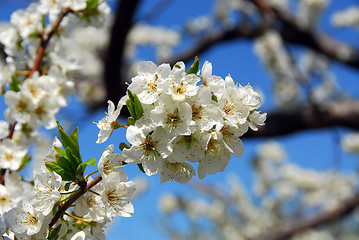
(52, 202), (60, 216)
(211, 94), (218, 102)
(133, 94), (144, 120)
(54, 147), (67, 158)
(9, 76), (20, 92)
(64, 182), (72, 191)
(48, 224), (62, 240)
(119, 142), (130, 151)
(70, 127), (79, 147)
(41, 14), (46, 29)
(126, 99), (136, 120)
(126, 90), (143, 120)
(65, 146), (82, 167)
(187, 56), (199, 75)
(19, 154), (31, 170)
(57, 156), (76, 175)
(86, 0), (99, 10)
(127, 89), (135, 102)
(137, 163), (145, 173)
(76, 158), (96, 175)
(56, 121), (81, 162)
(45, 161), (76, 181)
(174, 64), (181, 69)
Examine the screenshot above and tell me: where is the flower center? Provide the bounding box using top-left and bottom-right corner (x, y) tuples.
(34, 106), (46, 117)
(0, 196), (9, 206)
(174, 85), (185, 95)
(192, 105), (203, 120)
(223, 101), (235, 115)
(166, 109), (182, 129)
(28, 214), (39, 226)
(147, 81), (157, 93)
(17, 101), (28, 112)
(4, 153), (14, 162)
(140, 135), (158, 156)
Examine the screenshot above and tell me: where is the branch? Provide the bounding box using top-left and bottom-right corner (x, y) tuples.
(250, 0), (359, 70)
(104, 0), (141, 110)
(244, 99), (359, 138)
(257, 191), (359, 240)
(49, 175), (102, 228)
(164, 1), (359, 71)
(30, 8), (71, 77)
(163, 27), (262, 66)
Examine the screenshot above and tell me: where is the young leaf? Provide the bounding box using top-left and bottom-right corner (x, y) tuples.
(137, 163), (145, 173)
(48, 224), (62, 240)
(86, 0), (99, 10)
(45, 161), (76, 181)
(64, 182), (72, 191)
(19, 154), (31, 170)
(127, 89), (135, 103)
(119, 142), (130, 151)
(133, 94), (144, 120)
(56, 121), (81, 161)
(76, 158), (96, 175)
(187, 56), (199, 75)
(70, 127), (79, 146)
(126, 90), (143, 120)
(57, 156), (76, 175)
(126, 99), (136, 119)
(65, 146), (82, 167)
(54, 147), (67, 158)
(9, 76), (20, 92)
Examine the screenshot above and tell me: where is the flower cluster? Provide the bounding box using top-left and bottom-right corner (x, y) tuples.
(2, 134), (136, 240)
(0, 0), (138, 239)
(96, 59), (266, 183)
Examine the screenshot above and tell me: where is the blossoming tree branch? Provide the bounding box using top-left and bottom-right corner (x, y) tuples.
(0, 0), (266, 239)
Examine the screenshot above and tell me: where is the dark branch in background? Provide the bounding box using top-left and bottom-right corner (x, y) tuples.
(163, 27), (262, 66)
(0, 43), (6, 62)
(138, 0), (172, 23)
(244, 99), (359, 138)
(165, 0), (359, 71)
(104, 0), (140, 114)
(256, 1), (359, 70)
(256, 191), (359, 240)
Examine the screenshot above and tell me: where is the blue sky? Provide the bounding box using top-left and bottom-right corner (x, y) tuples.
(1, 0), (359, 239)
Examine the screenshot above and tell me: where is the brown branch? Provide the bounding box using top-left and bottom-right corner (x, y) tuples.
(29, 8), (72, 77)
(244, 99), (359, 138)
(49, 175), (102, 228)
(257, 191), (359, 240)
(0, 8), (72, 186)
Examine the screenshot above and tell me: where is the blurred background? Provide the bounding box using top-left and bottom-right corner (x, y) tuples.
(1, 0), (359, 239)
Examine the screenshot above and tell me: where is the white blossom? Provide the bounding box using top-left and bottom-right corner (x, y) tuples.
(101, 172), (136, 218)
(0, 139), (27, 171)
(5, 201), (44, 236)
(95, 100), (124, 144)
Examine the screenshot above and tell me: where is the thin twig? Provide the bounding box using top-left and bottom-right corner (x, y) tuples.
(49, 175), (102, 228)
(29, 8), (72, 77)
